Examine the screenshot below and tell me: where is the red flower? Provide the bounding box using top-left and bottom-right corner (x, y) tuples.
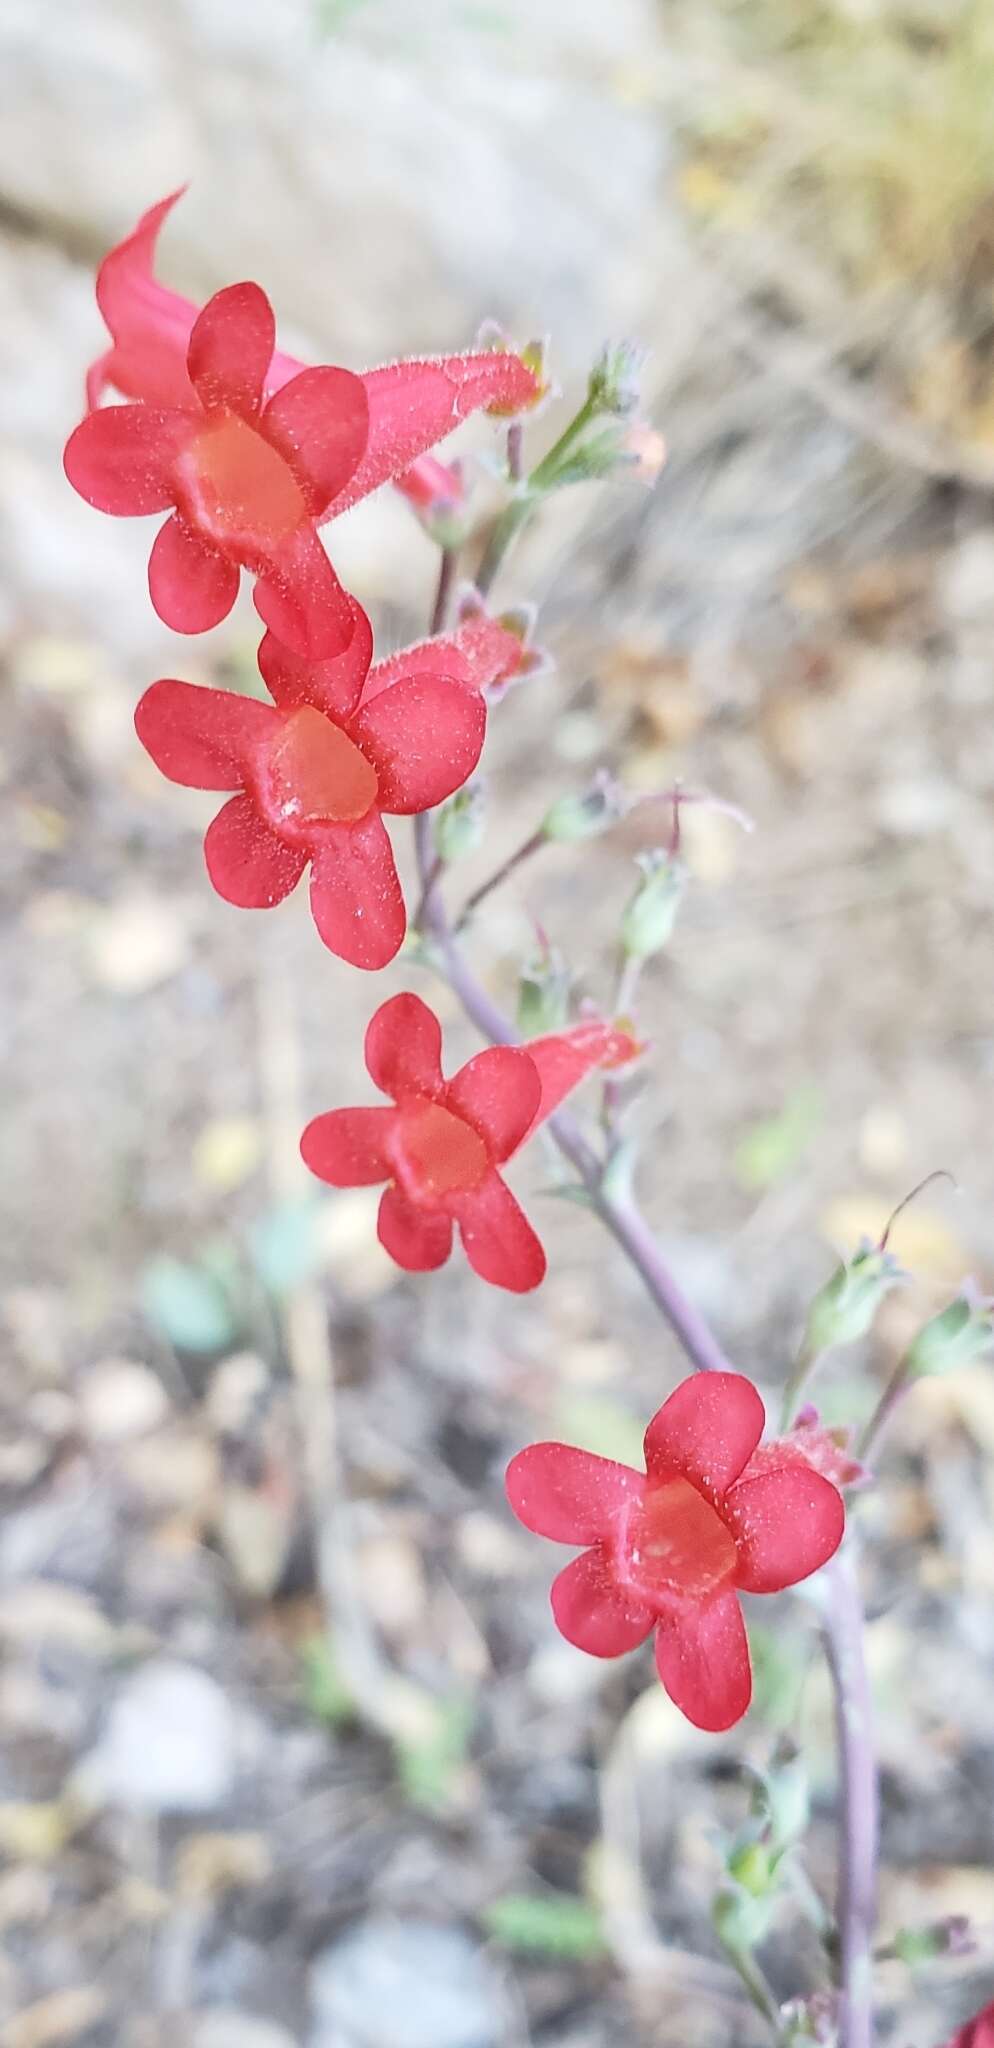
(82, 188), (539, 535)
(66, 279), (367, 660)
(944, 1999), (994, 2048)
(300, 993), (547, 1292)
(134, 602), (490, 970)
(506, 1373), (846, 1731)
(301, 999), (640, 1288)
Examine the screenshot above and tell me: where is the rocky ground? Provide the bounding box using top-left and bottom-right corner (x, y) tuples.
(2, 3), (994, 2044)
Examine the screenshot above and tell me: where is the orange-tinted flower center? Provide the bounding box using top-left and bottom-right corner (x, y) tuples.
(627, 1477), (737, 1601)
(179, 413), (308, 550)
(395, 1101), (489, 1203)
(265, 706), (378, 829)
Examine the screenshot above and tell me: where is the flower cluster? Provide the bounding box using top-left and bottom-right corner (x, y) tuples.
(68, 197), (847, 1741)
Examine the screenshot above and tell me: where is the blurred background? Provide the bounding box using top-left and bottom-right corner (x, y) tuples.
(3, 1), (994, 2042)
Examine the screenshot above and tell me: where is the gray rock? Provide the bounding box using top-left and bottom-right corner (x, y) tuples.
(191, 2017), (297, 2048)
(75, 1658), (237, 1814)
(309, 1917), (505, 2048)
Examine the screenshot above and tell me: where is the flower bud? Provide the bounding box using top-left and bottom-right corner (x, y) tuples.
(516, 941), (571, 1037)
(802, 1243), (904, 1358)
(588, 340), (648, 418)
(892, 1915), (974, 1966)
(433, 782), (486, 864)
(620, 850), (687, 959)
(395, 456), (471, 548)
(905, 1289), (994, 1378)
(541, 770), (627, 844)
(712, 1884), (775, 1953)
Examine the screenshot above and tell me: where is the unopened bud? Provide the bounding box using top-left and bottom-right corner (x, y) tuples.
(588, 340), (648, 417)
(517, 942), (570, 1037)
(905, 1289), (994, 1378)
(727, 1840), (777, 1897)
(892, 1915), (974, 1967)
(803, 1243), (904, 1358)
(433, 782), (486, 863)
(541, 771), (626, 844)
(712, 1885), (775, 1953)
(620, 850), (687, 959)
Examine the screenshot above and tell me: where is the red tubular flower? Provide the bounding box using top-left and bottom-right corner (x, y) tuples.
(301, 993), (547, 1292)
(66, 280), (367, 660)
(506, 1373), (846, 1731)
(82, 189), (539, 528)
(944, 2000), (994, 2048)
(360, 604), (532, 707)
(134, 602), (487, 970)
(521, 1018), (641, 1138)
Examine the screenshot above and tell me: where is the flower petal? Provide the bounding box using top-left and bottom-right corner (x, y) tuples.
(643, 1374), (765, 1499)
(187, 281), (276, 418)
(148, 512), (240, 633)
(204, 792), (306, 908)
(253, 523), (355, 661)
(445, 1047), (541, 1162)
(505, 1443), (645, 1544)
(551, 1548), (654, 1658)
(135, 678), (280, 789)
(364, 993), (445, 1103)
(518, 1021), (642, 1147)
(300, 1107), (396, 1188)
(654, 1589), (752, 1732)
(450, 609), (530, 692)
(350, 673), (486, 815)
(454, 1169), (546, 1293)
(263, 367), (369, 516)
(323, 350), (540, 519)
(64, 405), (191, 515)
(307, 814), (406, 970)
(724, 1463), (845, 1594)
(377, 1185), (453, 1272)
(257, 602), (373, 720)
(91, 186), (199, 407)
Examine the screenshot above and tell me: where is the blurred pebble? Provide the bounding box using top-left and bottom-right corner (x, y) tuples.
(309, 1918), (505, 2048)
(78, 1359), (171, 1443)
(190, 2014), (294, 2048)
(75, 1660), (237, 1814)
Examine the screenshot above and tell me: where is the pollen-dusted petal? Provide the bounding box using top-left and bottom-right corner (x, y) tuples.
(64, 404), (192, 515)
(322, 350), (540, 520)
(453, 1168), (546, 1293)
(445, 1047), (541, 1163)
(262, 707), (378, 830)
(300, 1107), (396, 1188)
(377, 1185), (453, 1273)
(391, 1101), (489, 1204)
(135, 679), (280, 790)
(187, 281), (276, 418)
(257, 603), (373, 720)
(505, 1442), (645, 1545)
(253, 523), (355, 661)
(350, 673), (486, 815)
(724, 1463), (845, 1594)
(654, 1589), (752, 1732)
(364, 993), (445, 1104)
(643, 1373), (765, 1499)
(148, 513), (240, 634)
(263, 366), (369, 517)
(204, 792), (307, 909)
(550, 1548), (655, 1658)
(307, 813), (406, 970)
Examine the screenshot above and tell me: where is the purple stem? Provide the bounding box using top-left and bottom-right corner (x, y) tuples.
(820, 1553), (878, 2048)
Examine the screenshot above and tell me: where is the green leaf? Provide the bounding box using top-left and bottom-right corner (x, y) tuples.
(300, 1635), (355, 1727)
(483, 1890), (605, 1959)
(141, 1255), (238, 1354)
(395, 1695), (473, 1813)
(734, 1086), (822, 1192)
